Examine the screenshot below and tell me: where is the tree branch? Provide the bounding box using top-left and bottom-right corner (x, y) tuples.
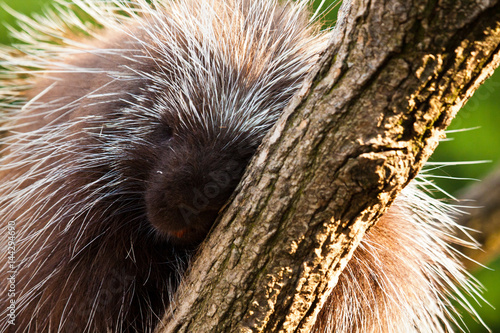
(156, 0), (500, 331)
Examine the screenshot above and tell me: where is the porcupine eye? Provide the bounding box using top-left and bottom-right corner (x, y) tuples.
(144, 136), (253, 247)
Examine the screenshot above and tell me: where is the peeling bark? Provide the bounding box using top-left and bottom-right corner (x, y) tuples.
(155, 0), (500, 332)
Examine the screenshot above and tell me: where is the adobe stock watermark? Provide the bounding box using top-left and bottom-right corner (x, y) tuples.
(178, 158), (245, 223)
(62, 266), (135, 330)
(450, 71), (500, 129)
(6, 220), (17, 326)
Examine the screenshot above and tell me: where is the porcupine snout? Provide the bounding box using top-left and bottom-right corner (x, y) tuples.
(144, 139), (253, 246)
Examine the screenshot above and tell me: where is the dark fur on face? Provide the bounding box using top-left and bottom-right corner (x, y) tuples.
(141, 131), (254, 245)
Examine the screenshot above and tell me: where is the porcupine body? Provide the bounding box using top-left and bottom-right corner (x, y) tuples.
(0, 0), (483, 332)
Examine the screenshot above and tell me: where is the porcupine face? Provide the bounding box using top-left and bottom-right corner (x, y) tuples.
(143, 130), (255, 246)
(131, 61), (263, 246)
(137, 65), (306, 245)
(111, 50), (298, 246)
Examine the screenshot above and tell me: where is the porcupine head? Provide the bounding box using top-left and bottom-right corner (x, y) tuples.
(0, 0), (486, 332)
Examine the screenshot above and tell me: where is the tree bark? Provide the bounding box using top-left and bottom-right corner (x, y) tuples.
(156, 0), (500, 332)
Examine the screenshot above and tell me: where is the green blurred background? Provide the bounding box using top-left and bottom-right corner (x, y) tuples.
(1, 0), (498, 331)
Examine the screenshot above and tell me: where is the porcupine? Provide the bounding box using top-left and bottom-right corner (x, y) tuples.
(0, 0), (484, 332)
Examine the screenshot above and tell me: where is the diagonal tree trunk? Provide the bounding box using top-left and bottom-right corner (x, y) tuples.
(156, 0), (500, 331)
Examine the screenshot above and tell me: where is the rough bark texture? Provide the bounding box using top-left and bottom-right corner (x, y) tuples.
(457, 166), (500, 268)
(156, 0), (500, 332)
